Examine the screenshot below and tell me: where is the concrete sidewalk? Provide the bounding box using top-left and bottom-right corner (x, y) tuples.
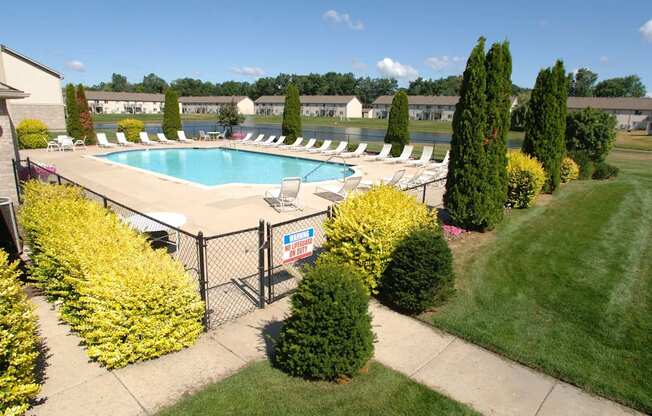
(28, 293), (642, 416)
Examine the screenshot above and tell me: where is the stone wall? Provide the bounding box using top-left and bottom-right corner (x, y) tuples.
(8, 103), (66, 132)
(0, 99), (18, 202)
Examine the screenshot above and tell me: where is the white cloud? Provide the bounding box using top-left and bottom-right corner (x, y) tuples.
(640, 19), (652, 42)
(424, 55), (465, 71)
(352, 58), (367, 70)
(376, 58), (418, 80)
(230, 66), (265, 77)
(322, 10), (364, 31)
(65, 60), (85, 72)
(599, 55), (609, 63)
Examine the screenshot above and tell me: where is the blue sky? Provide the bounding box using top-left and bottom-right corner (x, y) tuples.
(2, 0), (651, 93)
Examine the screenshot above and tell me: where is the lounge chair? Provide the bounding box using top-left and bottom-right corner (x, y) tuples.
(398, 167), (428, 187)
(291, 138), (316, 151)
(385, 145), (414, 163)
(322, 141), (348, 156)
(364, 143), (392, 161)
(280, 137), (302, 149)
(406, 145), (433, 166)
(360, 169), (406, 189)
(429, 150), (450, 170)
(315, 176), (362, 200)
(156, 133), (175, 144)
(139, 132), (157, 146)
(266, 136), (286, 147)
(308, 140), (332, 153)
(57, 136), (75, 151)
(341, 143), (367, 158)
(255, 135), (276, 147)
(116, 132), (133, 146)
(96, 133), (117, 148)
(177, 130), (195, 143)
(198, 130), (210, 141)
(237, 132), (253, 143)
(264, 177), (303, 212)
(244, 134), (265, 146)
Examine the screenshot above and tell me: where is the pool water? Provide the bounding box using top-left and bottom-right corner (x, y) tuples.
(98, 148), (354, 186)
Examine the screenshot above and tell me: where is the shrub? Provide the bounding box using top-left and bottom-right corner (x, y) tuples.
(0, 250), (40, 415)
(281, 83), (302, 142)
(560, 157), (580, 183)
(117, 118), (145, 142)
(19, 181), (204, 368)
(16, 119), (49, 149)
(380, 228), (454, 314)
(76, 85), (95, 143)
(323, 185), (437, 293)
(565, 108), (617, 163)
(592, 162), (619, 180)
(274, 260), (373, 381)
(384, 91), (410, 156)
(507, 151), (546, 208)
(65, 83), (82, 139)
(570, 151), (595, 180)
(162, 89), (182, 139)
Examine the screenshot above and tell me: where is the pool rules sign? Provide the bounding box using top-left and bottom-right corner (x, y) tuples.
(282, 228), (314, 264)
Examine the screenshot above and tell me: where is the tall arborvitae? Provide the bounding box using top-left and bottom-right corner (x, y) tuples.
(76, 84), (95, 144)
(384, 91), (410, 156)
(282, 83), (302, 141)
(483, 41), (512, 226)
(444, 37), (492, 231)
(162, 89), (182, 139)
(552, 60), (568, 188)
(65, 84), (82, 139)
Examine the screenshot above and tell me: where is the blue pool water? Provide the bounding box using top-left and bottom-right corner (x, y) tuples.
(98, 148), (354, 186)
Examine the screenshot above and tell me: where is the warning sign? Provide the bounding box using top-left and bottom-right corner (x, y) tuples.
(282, 228), (314, 264)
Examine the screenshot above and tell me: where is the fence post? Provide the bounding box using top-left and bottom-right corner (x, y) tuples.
(196, 231), (209, 330)
(258, 219), (266, 308)
(26, 157), (33, 180)
(12, 160), (22, 203)
(103, 196), (108, 209)
(422, 183), (427, 204)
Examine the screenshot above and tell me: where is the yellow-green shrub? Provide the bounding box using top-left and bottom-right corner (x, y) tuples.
(117, 118), (144, 142)
(0, 250), (40, 416)
(560, 157), (580, 183)
(323, 185), (437, 293)
(16, 119), (49, 149)
(19, 181), (204, 368)
(507, 151), (546, 208)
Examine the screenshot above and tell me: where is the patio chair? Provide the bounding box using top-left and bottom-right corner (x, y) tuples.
(322, 141), (348, 156)
(96, 133), (117, 148)
(364, 143), (392, 161)
(315, 175), (362, 200)
(198, 130), (210, 140)
(341, 143), (367, 158)
(308, 140), (332, 153)
(156, 133), (175, 144)
(405, 145), (433, 166)
(291, 138), (316, 151)
(360, 169), (406, 189)
(255, 135), (276, 147)
(280, 137), (302, 149)
(266, 136), (286, 147)
(57, 136), (75, 151)
(264, 177), (303, 212)
(177, 130), (195, 143)
(116, 132), (133, 146)
(385, 145), (414, 163)
(244, 134), (265, 145)
(139, 132), (157, 146)
(398, 167), (428, 187)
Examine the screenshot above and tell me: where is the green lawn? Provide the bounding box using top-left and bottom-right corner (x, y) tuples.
(156, 361), (479, 416)
(615, 130), (652, 151)
(427, 150), (652, 412)
(92, 113), (217, 123)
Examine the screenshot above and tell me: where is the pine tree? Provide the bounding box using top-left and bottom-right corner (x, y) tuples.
(282, 83), (302, 141)
(64, 84), (82, 139)
(444, 37), (492, 231)
(162, 89), (182, 139)
(76, 84), (95, 144)
(552, 60), (568, 187)
(384, 91), (410, 156)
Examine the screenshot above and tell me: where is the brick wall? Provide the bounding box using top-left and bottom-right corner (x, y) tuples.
(8, 103), (66, 132)
(0, 99), (18, 202)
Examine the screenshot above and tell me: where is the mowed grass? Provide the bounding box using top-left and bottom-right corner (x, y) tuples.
(615, 130), (652, 151)
(427, 150), (652, 412)
(156, 361), (479, 416)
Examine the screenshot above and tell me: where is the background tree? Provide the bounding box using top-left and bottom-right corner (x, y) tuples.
(384, 91), (410, 156)
(141, 73), (168, 93)
(568, 68), (598, 96)
(281, 83), (302, 141)
(110, 73), (129, 91)
(594, 75), (646, 97)
(75, 85), (95, 143)
(64, 84), (82, 139)
(162, 89), (182, 139)
(216, 100), (245, 137)
(565, 108), (617, 163)
(444, 37), (492, 231)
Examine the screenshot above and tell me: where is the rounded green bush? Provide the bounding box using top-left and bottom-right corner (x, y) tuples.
(592, 162), (619, 180)
(16, 119), (49, 149)
(507, 151), (546, 208)
(117, 118), (144, 142)
(570, 151), (595, 180)
(380, 228), (454, 314)
(274, 259), (374, 381)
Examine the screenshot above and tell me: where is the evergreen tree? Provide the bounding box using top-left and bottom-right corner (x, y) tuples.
(553, 60), (568, 180)
(162, 89), (182, 139)
(444, 37), (492, 231)
(384, 91), (410, 156)
(281, 83), (302, 141)
(75, 84), (95, 144)
(65, 84), (82, 139)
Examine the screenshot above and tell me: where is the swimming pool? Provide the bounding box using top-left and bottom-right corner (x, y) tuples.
(97, 148), (354, 187)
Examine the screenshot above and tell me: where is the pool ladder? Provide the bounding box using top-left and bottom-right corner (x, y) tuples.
(302, 155), (349, 182)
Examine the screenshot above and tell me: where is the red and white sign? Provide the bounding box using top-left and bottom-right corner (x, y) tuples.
(282, 228), (314, 264)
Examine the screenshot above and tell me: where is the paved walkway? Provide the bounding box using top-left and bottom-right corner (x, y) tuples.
(27, 293), (642, 416)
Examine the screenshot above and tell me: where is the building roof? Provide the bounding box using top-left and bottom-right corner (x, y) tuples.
(372, 95), (460, 106)
(0, 45), (63, 79)
(179, 95), (249, 104)
(85, 91), (165, 102)
(255, 95), (359, 104)
(567, 97), (652, 111)
(0, 82), (29, 99)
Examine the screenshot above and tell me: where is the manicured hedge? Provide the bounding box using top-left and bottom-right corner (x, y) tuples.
(19, 182), (204, 368)
(507, 151), (546, 208)
(16, 119), (49, 149)
(117, 118), (144, 142)
(560, 157), (580, 183)
(0, 250), (40, 416)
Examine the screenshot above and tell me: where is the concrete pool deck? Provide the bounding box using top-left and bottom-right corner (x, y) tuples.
(20, 141), (445, 235)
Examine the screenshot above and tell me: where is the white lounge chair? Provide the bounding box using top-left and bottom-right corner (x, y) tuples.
(360, 169), (406, 189)
(406, 145), (433, 166)
(341, 143), (367, 158)
(280, 137), (302, 149)
(429, 150), (450, 170)
(364, 143), (392, 161)
(385, 145), (414, 163)
(177, 130), (195, 143)
(291, 138), (316, 151)
(322, 141), (348, 156)
(398, 167), (428, 187)
(116, 132), (133, 146)
(198, 130), (210, 141)
(255, 135), (276, 147)
(315, 176), (362, 200)
(237, 132), (253, 144)
(264, 177), (303, 212)
(139, 132), (157, 146)
(244, 134), (265, 146)
(156, 133), (175, 144)
(308, 140), (332, 153)
(96, 133), (117, 148)
(265, 136), (286, 147)
(57, 136), (75, 151)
